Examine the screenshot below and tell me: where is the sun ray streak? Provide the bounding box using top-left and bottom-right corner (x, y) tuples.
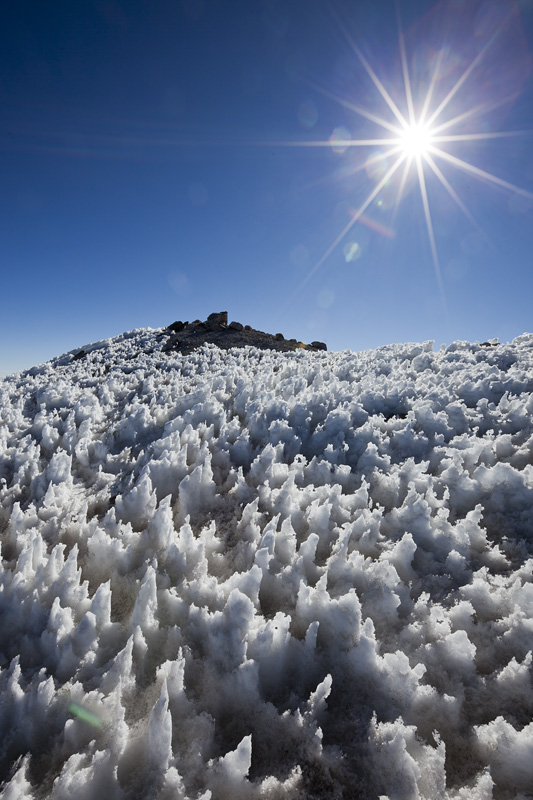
(360, 147), (403, 170)
(353, 45), (408, 129)
(341, 146), (405, 179)
(431, 131), (527, 143)
(255, 139), (402, 147)
(293, 153), (407, 295)
(425, 30), (502, 129)
(391, 155), (413, 227)
(283, 146), (404, 198)
(429, 146), (533, 197)
(419, 48), (445, 125)
(397, 11), (415, 126)
(329, 5), (407, 128)
(423, 152), (479, 229)
(431, 94), (521, 135)
(304, 78), (402, 135)
(416, 155), (446, 311)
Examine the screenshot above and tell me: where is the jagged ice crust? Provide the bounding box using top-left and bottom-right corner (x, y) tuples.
(1, 329), (533, 799)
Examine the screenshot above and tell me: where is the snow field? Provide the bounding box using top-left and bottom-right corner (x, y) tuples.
(0, 328), (533, 799)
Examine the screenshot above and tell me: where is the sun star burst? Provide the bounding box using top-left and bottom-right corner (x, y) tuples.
(287, 5), (533, 308)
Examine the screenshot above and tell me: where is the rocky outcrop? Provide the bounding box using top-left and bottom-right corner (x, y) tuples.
(162, 313), (327, 355)
(207, 311), (228, 326)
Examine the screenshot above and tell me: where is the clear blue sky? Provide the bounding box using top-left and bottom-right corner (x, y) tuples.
(2, 0), (533, 375)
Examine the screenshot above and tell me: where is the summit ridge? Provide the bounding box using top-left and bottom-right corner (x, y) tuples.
(162, 312), (327, 355)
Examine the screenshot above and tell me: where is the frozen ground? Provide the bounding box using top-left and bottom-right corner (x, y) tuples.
(1, 328), (532, 799)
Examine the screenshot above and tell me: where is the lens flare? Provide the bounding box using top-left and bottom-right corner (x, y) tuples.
(329, 126), (351, 154)
(68, 703), (102, 728)
(343, 241), (362, 262)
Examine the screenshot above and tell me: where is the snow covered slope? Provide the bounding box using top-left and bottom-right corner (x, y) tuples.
(1, 328), (533, 800)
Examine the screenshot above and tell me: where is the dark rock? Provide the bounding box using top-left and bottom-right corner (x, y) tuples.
(205, 321), (224, 332)
(167, 320), (185, 333)
(229, 321), (243, 331)
(275, 333), (284, 341)
(73, 349), (86, 361)
(207, 311), (228, 326)
(244, 325), (252, 331)
(481, 341), (497, 347)
(311, 341), (327, 351)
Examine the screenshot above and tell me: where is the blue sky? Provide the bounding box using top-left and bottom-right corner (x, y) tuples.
(2, 0), (533, 375)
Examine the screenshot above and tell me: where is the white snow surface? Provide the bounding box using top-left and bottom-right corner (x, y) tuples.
(1, 328), (533, 799)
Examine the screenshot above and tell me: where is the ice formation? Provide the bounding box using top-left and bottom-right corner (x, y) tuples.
(1, 328), (532, 799)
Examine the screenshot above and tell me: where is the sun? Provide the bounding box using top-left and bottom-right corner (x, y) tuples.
(398, 122), (433, 158)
